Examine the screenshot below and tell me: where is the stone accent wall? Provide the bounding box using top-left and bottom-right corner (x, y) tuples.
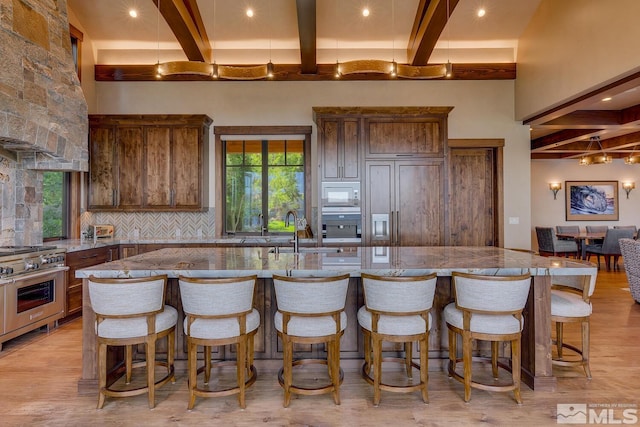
(0, 154), (41, 245)
(0, 0), (88, 171)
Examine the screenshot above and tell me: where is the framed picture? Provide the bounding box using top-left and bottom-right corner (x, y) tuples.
(566, 180), (619, 221)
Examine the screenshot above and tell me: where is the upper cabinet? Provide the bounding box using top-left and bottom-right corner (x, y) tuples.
(315, 115), (360, 181)
(88, 115), (212, 212)
(365, 117), (444, 158)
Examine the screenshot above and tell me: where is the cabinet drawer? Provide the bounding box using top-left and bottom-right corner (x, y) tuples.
(66, 285), (83, 316)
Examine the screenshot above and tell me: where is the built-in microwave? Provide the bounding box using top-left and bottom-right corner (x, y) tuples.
(321, 182), (360, 209)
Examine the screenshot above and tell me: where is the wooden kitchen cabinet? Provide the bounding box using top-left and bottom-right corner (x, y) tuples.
(365, 117), (445, 158)
(88, 115), (211, 211)
(316, 116), (360, 181)
(64, 245), (118, 319)
(365, 159), (445, 246)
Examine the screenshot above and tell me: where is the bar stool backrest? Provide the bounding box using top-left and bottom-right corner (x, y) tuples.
(88, 275), (167, 317)
(178, 275), (257, 316)
(552, 273), (597, 299)
(273, 274), (350, 314)
(452, 272), (531, 314)
(361, 273), (437, 313)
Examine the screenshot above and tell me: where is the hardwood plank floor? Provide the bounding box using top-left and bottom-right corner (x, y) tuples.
(0, 268), (638, 426)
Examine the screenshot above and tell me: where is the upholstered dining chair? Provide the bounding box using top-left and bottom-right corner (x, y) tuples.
(551, 270), (598, 378)
(619, 238), (640, 304)
(444, 272), (532, 404)
(358, 273), (437, 406)
(535, 226), (579, 257)
(556, 225), (580, 235)
(585, 225), (609, 245)
(87, 274), (177, 409)
(272, 273), (350, 408)
(178, 275), (260, 409)
(585, 228), (635, 270)
(614, 225), (638, 239)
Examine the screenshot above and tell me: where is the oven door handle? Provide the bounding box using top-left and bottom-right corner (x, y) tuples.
(0, 266), (69, 284)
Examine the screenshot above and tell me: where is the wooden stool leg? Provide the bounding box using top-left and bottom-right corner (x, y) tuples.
(363, 329), (372, 375)
(462, 331), (472, 403)
(204, 346), (212, 384)
(332, 337), (341, 405)
(373, 334), (382, 406)
(491, 341), (499, 379)
(448, 328), (457, 376)
(512, 337), (522, 404)
(583, 320), (592, 379)
(556, 322), (564, 358)
(405, 341), (413, 378)
(125, 344), (133, 384)
(420, 335), (429, 404)
(283, 336), (292, 408)
(187, 339), (197, 410)
(237, 337), (247, 409)
(97, 341), (107, 409)
(146, 337), (156, 409)
(248, 333), (255, 371)
(168, 329), (175, 383)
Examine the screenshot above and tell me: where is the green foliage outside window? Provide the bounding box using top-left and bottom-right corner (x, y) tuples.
(43, 171), (64, 239)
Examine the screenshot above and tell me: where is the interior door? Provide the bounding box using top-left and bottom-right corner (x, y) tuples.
(448, 147), (497, 246)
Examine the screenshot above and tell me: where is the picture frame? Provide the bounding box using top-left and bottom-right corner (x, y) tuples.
(565, 180), (619, 221)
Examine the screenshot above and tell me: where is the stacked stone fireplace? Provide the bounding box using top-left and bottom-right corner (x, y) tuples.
(0, 0), (87, 245)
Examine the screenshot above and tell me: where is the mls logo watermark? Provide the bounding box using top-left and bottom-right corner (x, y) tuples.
(557, 403), (638, 424)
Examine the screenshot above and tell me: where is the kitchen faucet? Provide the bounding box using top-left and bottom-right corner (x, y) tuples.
(285, 210), (299, 253)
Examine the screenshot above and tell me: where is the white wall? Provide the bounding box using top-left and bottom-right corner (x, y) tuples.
(531, 159), (640, 250)
(516, 0), (640, 119)
(92, 79), (532, 249)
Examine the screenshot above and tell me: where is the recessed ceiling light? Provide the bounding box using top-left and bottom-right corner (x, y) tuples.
(128, 9), (138, 18)
(602, 97), (612, 102)
(477, 8), (486, 18)
(246, 8), (254, 18)
(362, 8), (370, 17)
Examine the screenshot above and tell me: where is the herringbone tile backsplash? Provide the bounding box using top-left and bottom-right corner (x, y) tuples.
(81, 210), (215, 239)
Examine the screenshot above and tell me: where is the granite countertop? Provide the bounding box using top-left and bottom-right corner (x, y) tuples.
(53, 236), (316, 253)
(75, 246), (597, 279)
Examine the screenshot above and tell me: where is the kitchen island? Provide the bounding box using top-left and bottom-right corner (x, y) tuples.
(76, 246), (596, 395)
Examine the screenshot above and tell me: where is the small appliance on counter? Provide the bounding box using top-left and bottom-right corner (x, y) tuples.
(93, 224), (114, 239)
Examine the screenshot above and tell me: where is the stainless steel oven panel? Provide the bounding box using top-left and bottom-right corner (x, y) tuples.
(322, 213), (362, 241)
(5, 268), (66, 333)
(321, 182), (361, 209)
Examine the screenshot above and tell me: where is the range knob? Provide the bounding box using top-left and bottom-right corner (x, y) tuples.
(5, 267), (13, 274)
(25, 261), (39, 270)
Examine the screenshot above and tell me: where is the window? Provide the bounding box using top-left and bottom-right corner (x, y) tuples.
(69, 24), (83, 81)
(224, 139), (305, 235)
(43, 171), (69, 240)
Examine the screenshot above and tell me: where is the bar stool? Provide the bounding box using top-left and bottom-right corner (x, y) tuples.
(272, 273), (350, 408)
(87, 274), (177, 409)
(178, 275), (260, 409)
(551, 271), (597, 378)
(444, 272), (531, 404)
(358, 273), (437, 405)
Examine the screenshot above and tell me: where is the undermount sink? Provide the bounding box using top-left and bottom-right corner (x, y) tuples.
(269, 247), (344, 254)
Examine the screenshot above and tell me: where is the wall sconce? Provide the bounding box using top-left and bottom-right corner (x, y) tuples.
(549, 182), (562, 200)
(622, 182), (635, 199)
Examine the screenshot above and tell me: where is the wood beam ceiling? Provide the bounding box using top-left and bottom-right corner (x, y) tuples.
(407, 0), (459, 66)
(153, 0), (211, 62)
(296, 0), (317, 74)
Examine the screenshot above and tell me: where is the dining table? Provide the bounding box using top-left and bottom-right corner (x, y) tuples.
(556, 231), (606, 260)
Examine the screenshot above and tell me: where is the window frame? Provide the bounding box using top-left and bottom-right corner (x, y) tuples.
(214, 126), (312, 237)
(69, 24), (83, 82)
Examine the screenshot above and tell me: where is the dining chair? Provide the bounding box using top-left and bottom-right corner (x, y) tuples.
(585, 228), (635, 270)
(585, 225), (609, 245)
(535, 226), (579, 258)
(619, 238), (640, 304)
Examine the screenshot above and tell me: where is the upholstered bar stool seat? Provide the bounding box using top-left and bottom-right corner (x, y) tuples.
(87, 274), (177, 409)
(551, 272), (597, 378)
(178, 275), (259, 409)
(358, 273), (437, 406)
(444, 272), (532, 404)
(272, 274), (350, 408)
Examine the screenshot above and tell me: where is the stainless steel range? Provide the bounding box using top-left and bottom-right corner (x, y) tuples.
(0, 246), (67, 351)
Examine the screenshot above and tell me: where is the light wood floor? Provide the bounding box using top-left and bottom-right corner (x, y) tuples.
(0, 268), (638, 427)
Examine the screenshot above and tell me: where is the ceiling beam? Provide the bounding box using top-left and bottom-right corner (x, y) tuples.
(95, 63), (515, 81)
(153, 0), (211, 62)
(407, 0), (459, 66)
(296, 0), (317, 74)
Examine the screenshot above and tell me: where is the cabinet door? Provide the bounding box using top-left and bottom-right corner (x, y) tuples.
(319, 118), (360, 181)
(117, 127), (144, 208)
(366, 118), (443, 158)
(88, 126), (116, 209)
(396, 161), (444, 246)
(448, 148), (496, 246)
(173, 126), (202, 208)
(144, 127), (171, 208)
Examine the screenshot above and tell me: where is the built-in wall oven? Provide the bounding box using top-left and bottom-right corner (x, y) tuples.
(321, 182), (362, 243)
(0, 246), (67, 351)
